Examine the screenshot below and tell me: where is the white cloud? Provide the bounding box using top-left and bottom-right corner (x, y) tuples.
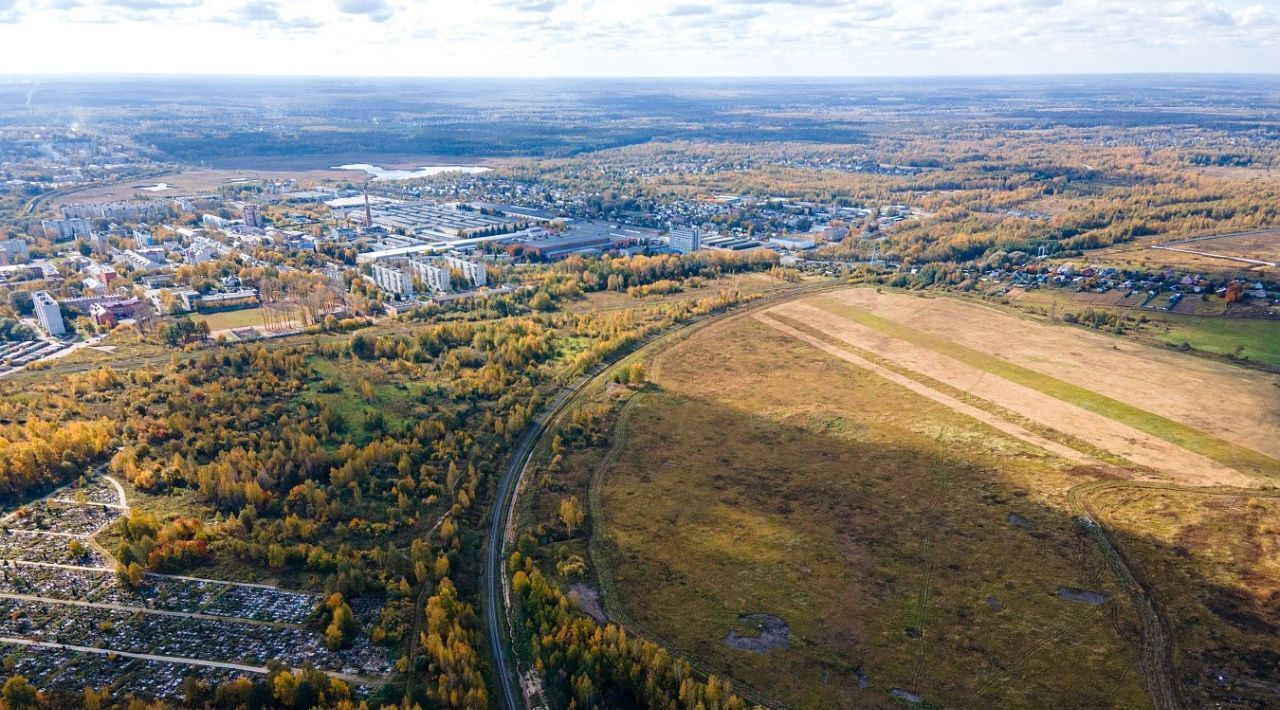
(335, 0), (392, 22)
(0, 0), (1276, 74)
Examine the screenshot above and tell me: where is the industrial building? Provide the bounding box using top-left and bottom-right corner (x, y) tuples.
(32, 291), (65, 337)
(367, 201), (533, 239)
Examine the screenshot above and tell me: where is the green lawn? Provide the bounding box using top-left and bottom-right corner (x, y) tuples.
(1153, 316), (1280, 370)
(192, 307), (269, 332)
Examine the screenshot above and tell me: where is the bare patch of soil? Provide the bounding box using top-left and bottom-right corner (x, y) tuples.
(723, 613), (790, 653)
(568, 583), (608, 624)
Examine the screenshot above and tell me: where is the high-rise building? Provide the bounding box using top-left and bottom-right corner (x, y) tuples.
(32, 291), (66, 337)
(371, 263), (414, 300)
(411, 259), (452, 293)
(668, 225), (701, 253)
(242, 204), (262, 228)
(0, 239), (28, 266)
(40, 218), (91, 241)
(443, 255), (487, 287)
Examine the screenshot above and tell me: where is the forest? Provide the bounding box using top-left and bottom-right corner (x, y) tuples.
(0, 251), (785, 707)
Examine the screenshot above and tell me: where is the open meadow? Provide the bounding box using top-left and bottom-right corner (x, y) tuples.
(1092, 229), (1280, 275)
(542, 287), (1280, 708)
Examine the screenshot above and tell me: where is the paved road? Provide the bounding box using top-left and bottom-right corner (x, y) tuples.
(484, 367), (600, 710)
(0, 636), (384, 687)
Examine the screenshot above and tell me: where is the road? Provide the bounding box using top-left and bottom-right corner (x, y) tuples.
(482, 282), (842, 709)
(0, 591), (301, 630)
(0, 636), (384, 687)
(484, 366), (601, 710)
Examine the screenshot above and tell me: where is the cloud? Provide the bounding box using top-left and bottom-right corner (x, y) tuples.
(0, 0), (19, 23)
(100, 0), (197, 9)
(1233, 4), (1277, 27)
(496, 0), (564, 11)
(667, 3), (714, 15)
(336, 0), (393, 22)
(231, 1), (321, 31)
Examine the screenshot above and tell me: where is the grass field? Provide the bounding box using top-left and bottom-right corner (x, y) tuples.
(1085, 484), (1280, 708)
(1153, 316), (1280, 369)
(806, 290), (1280, 477)
(1089, 230), (1280, 275)
(532, 287), (1280, 708)
(192, 307), (271, 332)
(569, 312), (1149, 708)
(1006, 288), (1280, 369)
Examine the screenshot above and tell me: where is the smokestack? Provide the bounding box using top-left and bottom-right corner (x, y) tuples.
(363, 188), (372, 229)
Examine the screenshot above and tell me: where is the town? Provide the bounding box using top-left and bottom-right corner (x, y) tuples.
(1, 70), (1279, 710)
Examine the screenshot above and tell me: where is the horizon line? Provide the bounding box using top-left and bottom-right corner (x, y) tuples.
(3, 71), (1280, 82)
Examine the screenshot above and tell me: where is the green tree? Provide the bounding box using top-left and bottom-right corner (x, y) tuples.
(1, 674), (38, 709)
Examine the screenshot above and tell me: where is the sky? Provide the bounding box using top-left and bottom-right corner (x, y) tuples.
(0, 0), (1278, 76)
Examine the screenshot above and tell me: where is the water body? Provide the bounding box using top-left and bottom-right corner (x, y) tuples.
(140, 183), (171, 191)
(332, 163), (491, 181)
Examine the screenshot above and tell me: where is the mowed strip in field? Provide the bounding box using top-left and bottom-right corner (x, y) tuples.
(761, 290), (1279, 486)
(819, 289), (1280, 462)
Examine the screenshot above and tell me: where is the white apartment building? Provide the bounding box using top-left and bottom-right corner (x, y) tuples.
(41, 218), (92, 241)
(371, 262), (414, 300)
(0, 239), (28, 266)
(411, 259), (452, 293)
(443, 255), (488, 287)
(668, 225), (701, 253)
(242, 204), (262, 228)
(32, 291), (66, 337)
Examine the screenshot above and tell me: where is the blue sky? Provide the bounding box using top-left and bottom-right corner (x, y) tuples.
(1, 0), (1277, 76)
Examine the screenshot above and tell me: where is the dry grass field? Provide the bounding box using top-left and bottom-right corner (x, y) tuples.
(1092, 229), (1280, 274)
(543, 287), (1280, 708)
(50, 166), (358, 206)
(1084, 484), (1280, 708)
(803, 289), (1280, 472)
(580, 311), (1150, 708)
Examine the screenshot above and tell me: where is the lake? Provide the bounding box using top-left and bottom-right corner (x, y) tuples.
(332, 164), (491, 180)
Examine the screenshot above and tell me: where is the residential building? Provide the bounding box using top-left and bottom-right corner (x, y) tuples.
(89, 298), (142, 328)
(32, 291), (65, 336)
(0, 239), (28, 266)
(410, 259), (452, 293)
(202, 214), (230, 230)
(443, 255), (487, 287)
(371, 263), (414, 300)
(40, 218), (92, 241)
(668, 225), (701, 253)
(242, 204), (262, 228)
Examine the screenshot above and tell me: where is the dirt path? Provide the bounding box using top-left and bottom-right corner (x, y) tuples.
(0, 636), (384, 687)
(0, 591), (302, 630)
(769, 302), (1256, 488)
